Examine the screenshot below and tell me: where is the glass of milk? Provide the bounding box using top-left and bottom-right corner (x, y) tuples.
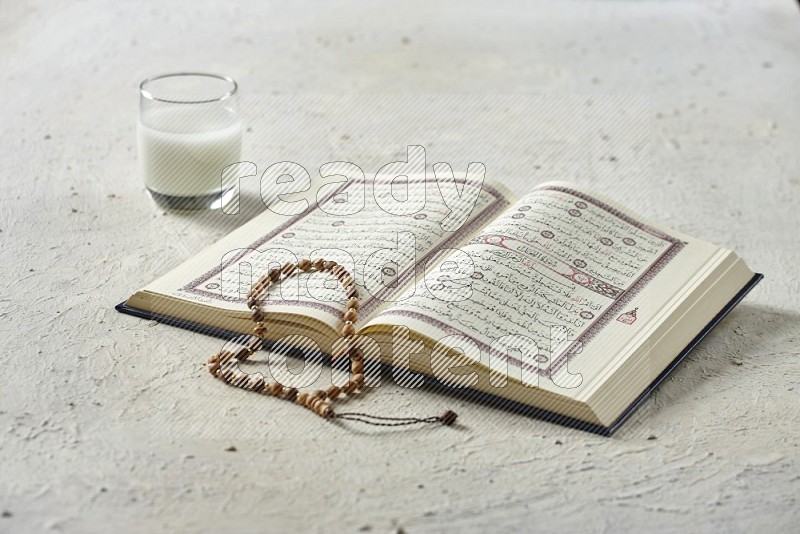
(138, 73), (242, 210)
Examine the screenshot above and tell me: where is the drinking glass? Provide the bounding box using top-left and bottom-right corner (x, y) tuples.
(138, 73), (241, 210)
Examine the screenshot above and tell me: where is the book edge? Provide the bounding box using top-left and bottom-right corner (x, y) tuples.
(602, 271), (763, 435)
(114, 272), (763, 436)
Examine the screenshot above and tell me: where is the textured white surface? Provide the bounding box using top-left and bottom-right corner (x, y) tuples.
(1, 1), (799, 532)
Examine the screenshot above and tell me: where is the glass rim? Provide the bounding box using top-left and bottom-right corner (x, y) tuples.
(139, 72), (238, 104)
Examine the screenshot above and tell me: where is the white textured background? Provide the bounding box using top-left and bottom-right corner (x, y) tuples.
(1, 1), (799, 532)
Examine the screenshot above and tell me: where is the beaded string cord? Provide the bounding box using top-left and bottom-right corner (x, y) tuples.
(207, 258), (458, 428)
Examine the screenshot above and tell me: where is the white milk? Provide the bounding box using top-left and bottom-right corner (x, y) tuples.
(138, 106), (242, 197)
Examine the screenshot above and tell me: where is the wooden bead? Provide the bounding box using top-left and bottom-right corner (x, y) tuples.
(221, 370), (236, 383)
(249, 376), (265, 392)
(248, 281), (268, 298)
(341, 322), (355, 337)
(234, 335), (263, 353)
(245, 321), (267, 352)
(219, 362), (237, 375)
(212, 258), (379, 421)
(234, 347), (253, 362)
(257, 279), (272, 291)
(440, 410), (458, 426)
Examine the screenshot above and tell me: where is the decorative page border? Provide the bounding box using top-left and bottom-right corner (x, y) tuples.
(180, 178), (511, 319)
(379, 186), (686, 375)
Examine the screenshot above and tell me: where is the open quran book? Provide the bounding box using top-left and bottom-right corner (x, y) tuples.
(118, 175), (761, 434)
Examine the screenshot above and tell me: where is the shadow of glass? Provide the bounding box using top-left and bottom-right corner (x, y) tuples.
(166, 190), (273, 236)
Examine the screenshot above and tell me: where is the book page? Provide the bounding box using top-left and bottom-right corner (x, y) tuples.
(142, 174), (514, 331)
(368, 181), (723, 394)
